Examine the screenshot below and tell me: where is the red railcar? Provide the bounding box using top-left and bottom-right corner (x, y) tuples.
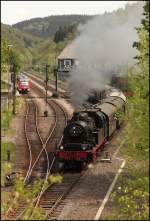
(17, 75), (30, 94)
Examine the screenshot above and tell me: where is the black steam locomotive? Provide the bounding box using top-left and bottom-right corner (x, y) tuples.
(56, 89), (126, 169)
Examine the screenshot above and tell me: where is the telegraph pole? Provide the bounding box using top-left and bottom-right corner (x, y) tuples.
(45, 64), (48, 104)
(44, 64), (49, 117)
(54, 68), (58, 93)
(7, 45), (13, 125)
(12, 68), (16, 115)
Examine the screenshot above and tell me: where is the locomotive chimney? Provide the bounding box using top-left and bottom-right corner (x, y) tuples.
(73, 111), (80, 121)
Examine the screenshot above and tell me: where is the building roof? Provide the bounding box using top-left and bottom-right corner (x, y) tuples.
(57, 42), (76, 59)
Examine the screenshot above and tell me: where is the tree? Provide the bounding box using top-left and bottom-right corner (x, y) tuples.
(107, 3), (149, 220)
(133, 1), (149, 63)
(127, 1), (149, 153)
(54, 27), (65, 43)
(9, 49), (21, 74)
(54, 24), (77, 43)
(141, 1), (149, 32)
(1, 39), (9, 73)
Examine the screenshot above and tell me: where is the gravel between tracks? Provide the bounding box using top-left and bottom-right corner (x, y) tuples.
(29, 90), (55, 143)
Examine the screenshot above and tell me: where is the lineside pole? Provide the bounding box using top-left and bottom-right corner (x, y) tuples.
(45, 64), (48, 105)
(7, 67), (10, 127)
(44, 64), (49, 117)
(12, 70), (16, 115)
(54, 68), (58, 93)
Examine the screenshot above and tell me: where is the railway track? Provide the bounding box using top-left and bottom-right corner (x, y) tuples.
(23, 71), (67, 89)
(31, 173), (82, 220)
(15, 99), (69, 220)
(23, 71), (70, 99)
(23, 97), (49, 182)
(25, 86), (82, 220)
(5, 86), (70, 220)
(5, 96), (50, 219)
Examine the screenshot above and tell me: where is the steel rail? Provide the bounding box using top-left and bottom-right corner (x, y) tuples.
(5, 97), (50, 220)
(5, 79), (69, 220)
(31, 100), (68, 205)
(29, 99), (68, 219)
(16, 98), (68, 219)
(45, 174), (82, 219)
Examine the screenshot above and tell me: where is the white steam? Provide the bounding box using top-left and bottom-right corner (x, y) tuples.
(68, 2), (144, 107)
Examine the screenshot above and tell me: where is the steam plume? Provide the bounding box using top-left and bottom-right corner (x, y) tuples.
(68, 2), (144, 107)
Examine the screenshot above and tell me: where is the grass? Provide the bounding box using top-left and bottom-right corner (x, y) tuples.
(1, 82), (9, 90)
(1, 109), (13, 131)
(101, 160), (149, 220)
(1, 96), (23, 212)
(1, 141), (15, 218)
(1, 141), (15, 187)
(101, 123), (149, 220)
(1, 96), (23, 130)
(1, 96), (23, 185)
(1, 71), (9, 82)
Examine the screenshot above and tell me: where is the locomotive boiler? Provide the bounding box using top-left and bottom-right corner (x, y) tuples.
(56, 89), (126, 169)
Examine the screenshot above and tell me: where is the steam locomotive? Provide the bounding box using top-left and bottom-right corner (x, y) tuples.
(56, 89), (126, 169)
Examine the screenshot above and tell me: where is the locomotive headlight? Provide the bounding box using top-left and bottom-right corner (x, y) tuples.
(82, 146), (86, 150)
(60, 146), (64, 150)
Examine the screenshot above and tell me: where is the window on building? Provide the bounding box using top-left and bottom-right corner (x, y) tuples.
(64, 60), (71, 67)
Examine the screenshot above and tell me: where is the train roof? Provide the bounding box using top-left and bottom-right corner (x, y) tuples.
(57, 42), (76, 59)
(87, 95), (125, 118)
(109, 92), (126, 102)
(18, 74), (29, 80)
(97, 102), (116, 117)
(102, 96), (125, 109)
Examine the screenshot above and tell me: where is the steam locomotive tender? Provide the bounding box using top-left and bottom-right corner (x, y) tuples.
(56, 92), (126, 168)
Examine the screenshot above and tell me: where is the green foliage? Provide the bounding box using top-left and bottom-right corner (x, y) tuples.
(141, 1), (149, 33)
(103, 2), (149, 220)
(114, 110), (125, 121)
(48, 174), (63, 183)
(1, 97), (23, 130)
(13, 15), (91, 38)
(1, 142), (15, 187)
(31, 36), (72, 75)
(1, 109), (13, 130)
(1, 23), (41, 69)
(54, 26), (65, 43)
(124, 1), (149, 156)
(1, 39), (9, 73)
(1, 173), (63, 220)
(110, 165), (149, 220)
(9, 49), (21, 73)
(124, 69), (149, 156)
(54, 23), (77, 43)
(133, 1), (149, 63)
